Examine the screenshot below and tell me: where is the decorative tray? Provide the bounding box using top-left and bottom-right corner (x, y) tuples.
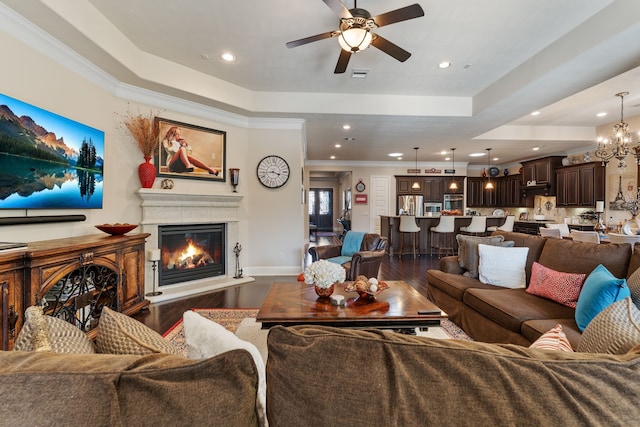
(343, 280), (389, 296)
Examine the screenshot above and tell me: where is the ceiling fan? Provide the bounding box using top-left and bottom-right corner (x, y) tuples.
(286, 0), (425, 74)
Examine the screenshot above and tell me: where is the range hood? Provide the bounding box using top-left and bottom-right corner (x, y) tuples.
(521, 183), (552, 197)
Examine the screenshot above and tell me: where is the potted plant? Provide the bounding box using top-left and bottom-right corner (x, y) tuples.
(122, 110), (160, 188)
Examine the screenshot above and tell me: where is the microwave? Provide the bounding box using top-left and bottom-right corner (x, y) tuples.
(424, 202), (442, 215)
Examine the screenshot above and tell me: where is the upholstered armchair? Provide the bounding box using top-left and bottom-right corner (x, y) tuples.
(308, 232), (388, 280)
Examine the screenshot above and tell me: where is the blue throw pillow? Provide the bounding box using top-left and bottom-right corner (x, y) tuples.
(575, 264), (631, 331)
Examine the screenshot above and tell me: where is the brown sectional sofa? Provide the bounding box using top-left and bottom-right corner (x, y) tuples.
(266, 325), (640, 427)
(426, 231), (640, 348)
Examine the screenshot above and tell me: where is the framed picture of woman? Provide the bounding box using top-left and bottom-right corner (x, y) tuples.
(154, 117), (226, 182)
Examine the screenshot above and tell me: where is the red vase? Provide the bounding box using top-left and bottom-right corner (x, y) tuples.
(138, 156), (156, 188)
(314, 284), (334, 298)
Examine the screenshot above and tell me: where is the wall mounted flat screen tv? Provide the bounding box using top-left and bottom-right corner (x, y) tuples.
(0, 93), (104, 209)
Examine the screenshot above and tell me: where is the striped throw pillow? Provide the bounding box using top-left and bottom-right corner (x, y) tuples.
(529, 324), (574, 352)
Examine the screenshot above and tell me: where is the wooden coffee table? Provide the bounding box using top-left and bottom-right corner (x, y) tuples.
(257, 280), (447, 329)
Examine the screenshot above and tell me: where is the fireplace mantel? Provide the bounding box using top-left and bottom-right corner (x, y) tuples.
(137, 189), (252, 303)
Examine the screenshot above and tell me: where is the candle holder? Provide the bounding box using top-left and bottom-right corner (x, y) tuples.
(146, 249), (162, 297)
(230, 168), (240, 192)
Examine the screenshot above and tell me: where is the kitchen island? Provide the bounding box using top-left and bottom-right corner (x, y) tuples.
(380, 215), (504, 256)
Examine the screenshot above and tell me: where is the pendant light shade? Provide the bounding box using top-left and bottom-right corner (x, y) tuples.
(412, 147), (421, 190)
(485, 148), (494, 190)
(449, 148), (458, 190)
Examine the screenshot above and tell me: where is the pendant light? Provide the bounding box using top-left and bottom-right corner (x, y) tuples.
(411, 147), (421, 190)
(449, 148), (458, 191)
(485, 148), (494, 190)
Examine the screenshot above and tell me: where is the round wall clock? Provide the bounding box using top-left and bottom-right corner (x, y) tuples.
(256, 155), (290, 188)
(355, 180), (366, 192)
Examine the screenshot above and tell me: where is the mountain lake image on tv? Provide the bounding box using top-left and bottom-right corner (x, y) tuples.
(0, 93), (104, 209)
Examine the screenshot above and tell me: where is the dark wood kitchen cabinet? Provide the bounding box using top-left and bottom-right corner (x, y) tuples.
(521, 156), (564, 187)
(556, 162), (605, 207)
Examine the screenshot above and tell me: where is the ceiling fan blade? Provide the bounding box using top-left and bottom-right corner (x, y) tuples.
(373, 4), (425, 28)
(322, 0), (353, 19)
(334, 49), (351, 74)
(286, 31), (335, 48)
(371, 35), (411, 62)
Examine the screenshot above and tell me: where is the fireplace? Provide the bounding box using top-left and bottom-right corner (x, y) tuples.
(158, 224), (225, 286)
(137, 189), (252, 303)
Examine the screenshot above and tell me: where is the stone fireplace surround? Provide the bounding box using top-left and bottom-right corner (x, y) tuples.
(137, 189), (253, 303)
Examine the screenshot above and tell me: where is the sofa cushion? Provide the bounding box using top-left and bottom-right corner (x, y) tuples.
(267, 325), (640, 427)
(478, 244), (528, 288)
(521, 318), (582, 350)
(96, 307), (180, 355)
(577, 297), (640, 354)
(492, 231), (547, 284)
(426, 269), (498, 302)
(456, 234), (506, 279)
(13, 306), (95, 354)
(526, 262), (586, 308)
(183, 310), (266, 427)
(0, 350), (260, 426)
(538, 237), (632, 280)
(464, 288), (576, 333)
(575, 264), (630, 331)
(529, 324), (573, 352)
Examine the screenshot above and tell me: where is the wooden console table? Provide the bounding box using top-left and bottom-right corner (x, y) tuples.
(0, 233), (150, 350)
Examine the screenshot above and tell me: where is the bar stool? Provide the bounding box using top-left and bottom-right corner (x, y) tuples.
(460, 216), (487, 236)
(429, 215), (456, 258)
(487, 215), (515, 233)
(399, 215), (421, 259)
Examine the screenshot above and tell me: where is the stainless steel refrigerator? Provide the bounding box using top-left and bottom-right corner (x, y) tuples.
(398, 195), (423, 216)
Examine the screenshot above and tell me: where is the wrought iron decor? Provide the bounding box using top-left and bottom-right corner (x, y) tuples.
(39, 256), (119, 333)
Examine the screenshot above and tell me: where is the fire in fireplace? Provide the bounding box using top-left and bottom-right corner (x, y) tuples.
(158, 223), (225, 286)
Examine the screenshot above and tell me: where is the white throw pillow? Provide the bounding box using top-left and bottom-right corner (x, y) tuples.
(478, 244), (529, 289)
(182, 310), (267, 427)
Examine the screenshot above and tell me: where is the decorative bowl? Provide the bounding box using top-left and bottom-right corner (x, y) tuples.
(344, 280), (389, 298)
(95, 223), (138, 236)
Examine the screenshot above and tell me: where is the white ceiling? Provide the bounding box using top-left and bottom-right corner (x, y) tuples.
(3, 0), (640, 166)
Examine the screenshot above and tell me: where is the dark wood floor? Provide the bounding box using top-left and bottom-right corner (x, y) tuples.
(133, 235), (441, 334)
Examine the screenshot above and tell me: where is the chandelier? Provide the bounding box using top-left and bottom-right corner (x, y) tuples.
(594, 92), (637, 169)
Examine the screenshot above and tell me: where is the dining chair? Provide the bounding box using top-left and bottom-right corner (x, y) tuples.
(570, 230), (600, 243)
(607, 233), (640, 252)
(545, 223), (571, 238)
(539, 227), (562, 238)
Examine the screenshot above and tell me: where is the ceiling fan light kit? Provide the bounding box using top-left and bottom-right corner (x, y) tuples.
(286, 0), (424, 73)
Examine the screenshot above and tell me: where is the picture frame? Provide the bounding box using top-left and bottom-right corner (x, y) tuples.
(519, 212), (528, 221)
(154, 117), (226, 181)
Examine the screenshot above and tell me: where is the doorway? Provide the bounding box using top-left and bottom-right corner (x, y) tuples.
(309, 188), (333, 232)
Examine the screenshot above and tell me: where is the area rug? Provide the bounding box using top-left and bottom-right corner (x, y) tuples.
(163, 308), (471, 360)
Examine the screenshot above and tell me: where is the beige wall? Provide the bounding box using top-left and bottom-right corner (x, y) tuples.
(0, 29), (305, 275)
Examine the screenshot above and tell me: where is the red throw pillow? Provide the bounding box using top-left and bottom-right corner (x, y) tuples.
(526, 262), (586, 308)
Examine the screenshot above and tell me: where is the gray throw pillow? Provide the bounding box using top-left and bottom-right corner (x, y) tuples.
(456, 234), (510, 279)
(577, 297), (640, 354)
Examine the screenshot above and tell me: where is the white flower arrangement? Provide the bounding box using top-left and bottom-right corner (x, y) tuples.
(304, 260), (346, 289)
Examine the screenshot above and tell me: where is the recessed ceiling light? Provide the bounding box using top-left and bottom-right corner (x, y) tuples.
(440, 150), (447, 155)
(445, 157), (451, 161)
(469, 152), (486, 157)
(351, 69), (369, 79)
(531, 111), (540, 116)
(335, 144), (341, 148)
(438, 61), (451, 69)
(397, 157), (403, 160)
(343, 124), (351, 130)
(388, 152), (403, 157)
(220, 52), (236, 62)
(532, 146), (540, 151)
(597, 112), (607, 117)
(330, 155), (336, 159)
(493, 157), (498, 161)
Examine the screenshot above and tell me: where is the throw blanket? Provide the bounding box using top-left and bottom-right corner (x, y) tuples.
(341, 231), (365, 256)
